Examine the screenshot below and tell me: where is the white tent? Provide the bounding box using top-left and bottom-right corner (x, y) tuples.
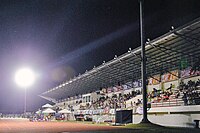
(42, 103), (53, 108)
(42, 108), (56, 114)
(36, 110), (42, 114)
(58, 109), (71, 114)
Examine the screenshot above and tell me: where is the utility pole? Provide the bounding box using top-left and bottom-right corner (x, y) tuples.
(139, 0), (149, 123)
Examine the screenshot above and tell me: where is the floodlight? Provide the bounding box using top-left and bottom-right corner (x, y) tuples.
(15, 68), (35, 88)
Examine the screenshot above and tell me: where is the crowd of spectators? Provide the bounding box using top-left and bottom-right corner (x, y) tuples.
(179, 79), (200, 105)
(148, 85), (174, 103)
(179, 79), (200, 90)
(80, 90), (141, 110)
(148, 79), (200, 106)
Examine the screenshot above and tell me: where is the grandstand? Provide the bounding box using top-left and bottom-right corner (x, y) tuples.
(40, 17), (200, 127)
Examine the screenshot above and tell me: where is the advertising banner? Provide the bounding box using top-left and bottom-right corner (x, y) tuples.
(116, 85), (123, 91)
(148, 75), (160, 85)
(161, 70), (178, 82)
(125, 81), (133, 89)
(133, 80), (142, 87)
(107, 87), (113, 93)
(113, 86), (123, 92)
(181, 67), (200, 78)
(122, 84), (128, 90)
(103, 107), (110, 114)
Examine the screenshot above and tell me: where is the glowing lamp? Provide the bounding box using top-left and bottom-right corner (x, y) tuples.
(15, 68), (35, 88)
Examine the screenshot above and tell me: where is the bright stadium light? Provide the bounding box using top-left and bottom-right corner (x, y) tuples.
(15, 67), (35, 114)
(15, 68), (35, 88)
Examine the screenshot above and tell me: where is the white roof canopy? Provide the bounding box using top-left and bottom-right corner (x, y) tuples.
(40, 17), (200, 102)
(42, 103), (53, 108)
(36, 110), (42, 114)
(58, 109), (71, 114)
(42, 108), (55, 114)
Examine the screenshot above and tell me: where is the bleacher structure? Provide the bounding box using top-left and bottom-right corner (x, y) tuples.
(39, 17), (200, 127)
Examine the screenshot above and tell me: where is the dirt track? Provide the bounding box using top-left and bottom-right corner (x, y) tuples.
(0, 119), (120, 133)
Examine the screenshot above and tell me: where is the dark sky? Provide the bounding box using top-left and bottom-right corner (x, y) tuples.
(0, 0), (200, 113)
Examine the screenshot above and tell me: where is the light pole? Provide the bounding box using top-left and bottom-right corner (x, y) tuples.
(15, 68), (35, 114)
(114, 98), (117, 126)
(24, 87), (27, 113)
(139, 0), (149, 123)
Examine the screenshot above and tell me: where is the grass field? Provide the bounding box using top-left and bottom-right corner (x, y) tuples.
(124, 123), (200, 133)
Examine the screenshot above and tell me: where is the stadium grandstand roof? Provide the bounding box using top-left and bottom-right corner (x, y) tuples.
(40, 17), (200, 103)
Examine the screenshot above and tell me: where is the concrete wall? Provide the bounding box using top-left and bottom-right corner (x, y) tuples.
(133, 105), (200, 127)
(147, 84), (161, 92)
(124, 88), (133, 94)
(133, 114), (198, 128)
(183, 76), (200, 83)
(163, 80), (179, 90)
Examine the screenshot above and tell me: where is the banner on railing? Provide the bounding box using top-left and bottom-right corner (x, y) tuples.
(76, 108), (115, 115)
(181, 67), (200, 78)
(116, 85), (123, 91)
(113, 86), (123, 92)
(161, 70), (178, 82)
(133, 80), (142, 88)
(122, 84), (128, 90)
(148, 74), (160, 85)
(123, 81), (132, 90)
(109, 109), (115, 114)
(107, 87), (113, 93)
(103, 107), (110, 114)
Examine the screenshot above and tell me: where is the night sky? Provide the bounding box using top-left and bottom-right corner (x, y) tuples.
(0, 0), (200, 113)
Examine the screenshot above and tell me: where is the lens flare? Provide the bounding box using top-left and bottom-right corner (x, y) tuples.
(15, 68), (35, 88)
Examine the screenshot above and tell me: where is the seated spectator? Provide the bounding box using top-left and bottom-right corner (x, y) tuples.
(182, 92), (188, 106)
(179, 81), (185, 90)
(175, 90), (180, 98)
(167, 84), (173, 90)
(196, 79), (200, 87)
(151, 88), (158, 98)
(136, 99), (142, 106)
(162, 94), (169, 101)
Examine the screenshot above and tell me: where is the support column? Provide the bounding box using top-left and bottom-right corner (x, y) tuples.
(24, 88), (27, 114)
(139, 0), (149, 123)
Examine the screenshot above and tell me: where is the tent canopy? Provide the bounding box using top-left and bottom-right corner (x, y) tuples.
(58, 109), (71, 114)
(36, 110), (42, 114)
(42, 103), (53, 108)
(42, 108), (55, 114)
